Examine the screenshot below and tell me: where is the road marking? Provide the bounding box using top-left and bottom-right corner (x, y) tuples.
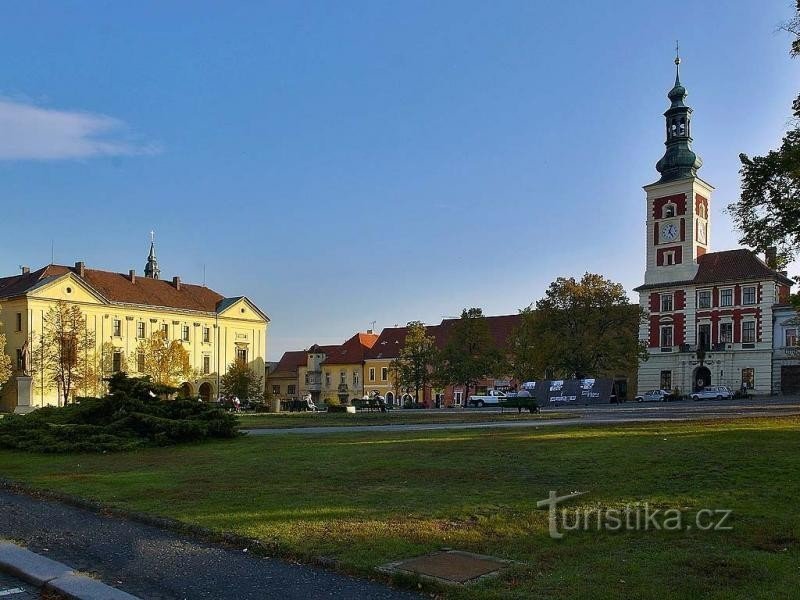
(0, 589), (25, 596)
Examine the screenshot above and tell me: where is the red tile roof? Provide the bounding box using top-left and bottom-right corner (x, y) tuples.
(0, 264), (227, 313)
(365, 314), (522, 360)
(634, 249), (794, 291)
(270, 350), (308, 377)
(694, 249), (793, 285)
(322, 332), (379, 365)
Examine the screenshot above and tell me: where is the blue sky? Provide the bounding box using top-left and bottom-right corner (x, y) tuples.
(0, 1), (797, 360)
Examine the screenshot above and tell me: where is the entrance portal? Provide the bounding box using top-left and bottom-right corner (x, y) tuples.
(199, 382), (213, 402)
(693, 366), (712, 391)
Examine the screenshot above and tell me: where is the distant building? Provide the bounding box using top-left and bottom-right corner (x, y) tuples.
(0, 241), (269, 412)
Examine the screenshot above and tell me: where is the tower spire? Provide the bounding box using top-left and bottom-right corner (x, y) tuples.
(654, 49), (702, 183)
(144, 230), (161, 279)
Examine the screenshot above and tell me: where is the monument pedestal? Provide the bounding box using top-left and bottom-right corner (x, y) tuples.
(14, 376), (34, 414)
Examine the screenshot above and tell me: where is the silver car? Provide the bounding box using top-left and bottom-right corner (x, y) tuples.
(691, 386), (734, 401)
(635, 389), (672, 402)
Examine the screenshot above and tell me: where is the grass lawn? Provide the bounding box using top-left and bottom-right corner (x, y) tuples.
(1, 416), (798, 599)
(237, 409), (575, 429)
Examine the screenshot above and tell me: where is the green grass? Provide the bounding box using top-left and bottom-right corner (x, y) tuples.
(237, 409), (575, 429)
(1, 417), (798, 599)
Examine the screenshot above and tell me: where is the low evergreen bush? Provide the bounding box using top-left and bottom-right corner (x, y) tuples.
(0, 373), (239, 453)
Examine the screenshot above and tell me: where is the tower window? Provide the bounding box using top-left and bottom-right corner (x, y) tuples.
(664, 251), (676, 266)
(660, 293), (674, 312)
(663, 204), (676, 218)
(660, 325), (674, 349)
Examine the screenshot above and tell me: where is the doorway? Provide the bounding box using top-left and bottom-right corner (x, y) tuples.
(693, 366), (712, 391)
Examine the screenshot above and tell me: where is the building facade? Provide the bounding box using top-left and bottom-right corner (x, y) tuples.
(0, 245), (268, 412)
(635, 57), (793, 396)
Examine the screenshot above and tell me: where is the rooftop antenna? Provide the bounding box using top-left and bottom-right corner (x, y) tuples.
(50, 240), (54, 265)
(369, 320), (376, 332)
(202, 264), (206, 287)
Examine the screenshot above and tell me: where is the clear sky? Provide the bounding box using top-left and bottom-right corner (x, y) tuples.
(0, 1), (797, 360)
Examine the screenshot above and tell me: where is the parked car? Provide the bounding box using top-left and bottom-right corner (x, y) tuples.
(467, 390), (507, 407)
(635, 389), (672, 402)
(691, 386), (734, 401)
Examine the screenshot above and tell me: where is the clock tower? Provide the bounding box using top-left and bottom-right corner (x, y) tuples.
(643, 52), (712, 286)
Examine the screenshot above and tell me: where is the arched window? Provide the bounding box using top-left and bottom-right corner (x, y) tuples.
(678, 118), (686, 135)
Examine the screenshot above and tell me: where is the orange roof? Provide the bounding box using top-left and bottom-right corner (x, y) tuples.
(0, 263), (241, 314)
(322, 332), (378, 365)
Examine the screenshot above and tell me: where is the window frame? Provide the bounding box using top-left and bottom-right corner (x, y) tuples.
(742, 286), (756, 306)
(369, 367), (375, 382)
(381, 367), (389, 381)
(182, 325), (190, 342)
(785, 328), (798, 347)
(272, 384), (281, 395)
(660, 325), (674, 349)
(136, 321), (146, 339)
(719, 322), (733, 344)
(720, 288), (734, 308)
(202, 355), (211, 375)
(660, 370), (672, 391)
(112, 318), (122, 337)
(202, 327), (211, 343)
(660, 293), (674, 312)
(742, 320), (756, 344)
(697, 290), (712, 309)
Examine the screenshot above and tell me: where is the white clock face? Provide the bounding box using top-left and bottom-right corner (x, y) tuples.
(661, 223), (679, 242)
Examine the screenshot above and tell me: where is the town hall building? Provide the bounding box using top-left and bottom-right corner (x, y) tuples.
(635, 55), (793, 396)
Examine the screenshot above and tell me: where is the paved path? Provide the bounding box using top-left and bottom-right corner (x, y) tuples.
(243, 397), (800, 436)
(0, 489), (420, 600)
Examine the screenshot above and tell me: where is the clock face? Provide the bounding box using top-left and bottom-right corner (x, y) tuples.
(661, 223), (679, 242)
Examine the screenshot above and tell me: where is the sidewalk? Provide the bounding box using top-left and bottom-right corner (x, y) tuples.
(0, 488), (420, 600)
(0, 542), (139, 599)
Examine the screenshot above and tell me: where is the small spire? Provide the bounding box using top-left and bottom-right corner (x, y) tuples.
(674, 40), (681, 85)
(144, 230), (161, 279)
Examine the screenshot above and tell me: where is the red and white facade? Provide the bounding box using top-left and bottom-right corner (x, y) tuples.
(636, 64), (793, 396)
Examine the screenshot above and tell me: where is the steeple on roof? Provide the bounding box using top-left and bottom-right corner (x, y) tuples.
(655, 46), (702, 183)
(144, 230), (161, 279)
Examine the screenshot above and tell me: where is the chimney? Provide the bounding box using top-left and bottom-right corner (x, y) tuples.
(129, 269), (136, 284)
(765, 247), (778, 270)
(75, 261), (85, 278)
(172, 276), (181, 290)
(21, 266), (29, 274)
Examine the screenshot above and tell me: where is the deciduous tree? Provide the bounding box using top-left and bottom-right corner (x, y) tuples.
(0, 309), (13, 391)
(390, 321), (437, 404)
(220, 359), (263, 401)
(434, 308), (503, 402)
(728, 4), (800, 268)
(513, 273), (646, 380)
(135, 330), (193, 388)
(31, 301), (96, 406)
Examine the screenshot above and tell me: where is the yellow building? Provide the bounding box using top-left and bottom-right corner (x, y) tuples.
(0, 244), (268, 412)
(268, 333), (377, 407)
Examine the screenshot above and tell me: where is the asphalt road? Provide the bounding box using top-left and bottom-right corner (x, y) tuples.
(0, 489), (421, 600)
(243, 397), (800, 436)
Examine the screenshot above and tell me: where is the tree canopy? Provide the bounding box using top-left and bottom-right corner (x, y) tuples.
(435, 308), (503, 399)
(135, 330), (193, 388)
(511, 273), (646, 380)
(390, 321), (437, 403)
(728, 4), (800, 268)
(220, 359), (263, 401)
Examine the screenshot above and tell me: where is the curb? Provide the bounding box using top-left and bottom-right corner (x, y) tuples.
(0, 542), (140, 600)
(0, 478), (427, 594)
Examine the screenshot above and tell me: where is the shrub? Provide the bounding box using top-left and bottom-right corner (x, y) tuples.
(325, 397), (340, 407)
(0, 373), (238, 453)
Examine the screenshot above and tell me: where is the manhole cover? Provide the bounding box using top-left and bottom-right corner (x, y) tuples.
(380, 550), (512, 584)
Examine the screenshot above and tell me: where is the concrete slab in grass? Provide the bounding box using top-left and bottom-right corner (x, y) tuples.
(0, 541), (73, 586)
(379, 550), (514, 585)
(46, 573), (140, 600)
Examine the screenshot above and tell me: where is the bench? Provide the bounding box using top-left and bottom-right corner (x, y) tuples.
(499, 397), (540, 414)
(353, 399), (387, 412)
